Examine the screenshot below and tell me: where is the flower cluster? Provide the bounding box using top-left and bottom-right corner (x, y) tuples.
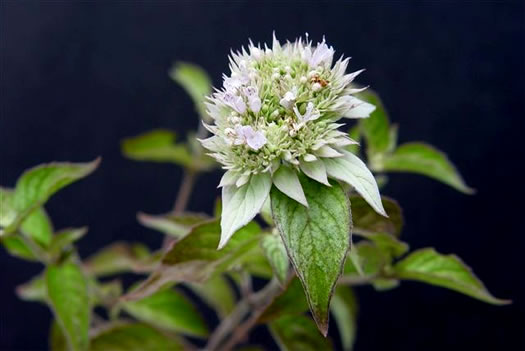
(200, 34), (385, 248)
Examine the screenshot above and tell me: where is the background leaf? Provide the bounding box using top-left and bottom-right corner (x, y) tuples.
(381, 142), (474, 194)
(169, 61), (212, 120)
(260, 233), (290, 285)
(137, 212), (209, 238)
(271, 176), (351, 335)
(16, 274), (46, 302)
(394, 248), (510, 305)
(331, 286), (358, 351)
(187, 275), (236, 319)
(48, 227), (87, 259)
(350, 195), (403, 236)
(84, 242), (154, 277)
(357, 90), (391, 156)
(258, 278), (309, 324)
(4, 159), (99, 233)
(122, 287), (208, 337)
(121, 129), (193, 166)
(269, 315), (333, 351)
(90, 323), (183, 351)
(46, 262), (90, 351)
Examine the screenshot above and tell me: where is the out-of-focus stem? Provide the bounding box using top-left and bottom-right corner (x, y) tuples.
(173, 168), (197, 214)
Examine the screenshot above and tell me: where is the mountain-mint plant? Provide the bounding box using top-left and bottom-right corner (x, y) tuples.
(1, 34), (509, 351)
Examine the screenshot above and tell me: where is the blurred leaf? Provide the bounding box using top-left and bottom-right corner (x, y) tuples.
(240, 244), (274, 279)
(260, 233), (289, 286)
(123, 220), (260, 301)
(16, 274), (46, 302)
(357, 90), (391, 156)
(49, 321), (68, 351)
(344, 242), (387, 277)
(258, 279), (309, 324)
(259, 197), (274, 226)
(187, 275), (236, 319)
(271, 176), (351, 336)
(331, 286), (358, 351)
(90, 323), (183, 351)
(350, 195), (403, 237)
(84, 242), (156, 277)
(3, 159), (99, 234)
(394, 248), (510, 305)
(122, 288), (208, 337)
(269, 315), (333, 351)
(356, 231), (409, 259)
(137, 212), (209, 238)
(121, 129), (193, 167)
(381, 142), (474, 194)
(169, 62), (212, 119)
(48, 227), (87, 259)
(346, 126), (361, 154)
(46, 262), (90, 351)
(1, 236), (38, 261)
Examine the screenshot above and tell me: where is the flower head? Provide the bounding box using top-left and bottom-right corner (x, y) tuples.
(200, 33), (385, 248)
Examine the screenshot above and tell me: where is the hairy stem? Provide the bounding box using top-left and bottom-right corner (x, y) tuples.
(173, 168), (197, 214)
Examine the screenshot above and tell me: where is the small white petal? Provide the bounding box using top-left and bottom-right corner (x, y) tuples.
(342, 97), (376, 119)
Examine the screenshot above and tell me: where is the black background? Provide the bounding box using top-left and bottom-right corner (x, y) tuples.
(1, 1), (524, 350)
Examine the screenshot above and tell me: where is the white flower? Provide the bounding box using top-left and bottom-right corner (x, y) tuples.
(234, 125), (267, 150)
(199, 33), (385, 248)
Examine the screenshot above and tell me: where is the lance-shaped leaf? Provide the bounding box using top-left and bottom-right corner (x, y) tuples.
(269, 315), (333, 351)
(324, 150), (386, 216)
(381, 142), (474, 194)
(124, 220), (260, 300)
(16, 274), (46, 303)
(122, 288), (208, 337)
(169, 62), (212, 119)
(220, 173), (271, 249)
(3, 159), (99, 233)
(187, 275), (236, 319)
(84, 242), (154, 277)
(121, 129), (193, 166)
(48, 227), (87, 259)
(46, 262), (90, 351)
(271, 176), (351, 335)
(350, 195), (403, 236)
(273, 166), (308, 207)
(394, 248), (510, 305)
(137, 212), (209, 238)
(90, 323), (184, 351)
(1, 236), (38, 261)
(260, 233), (290, 286)
(355, 231), (409, 259)
(357, 90), (391, 155)
(331, 286), (358, 351)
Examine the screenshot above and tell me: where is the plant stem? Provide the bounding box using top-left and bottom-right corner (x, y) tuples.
(173, 168), (197, 214)
(204, 278), (282, 351)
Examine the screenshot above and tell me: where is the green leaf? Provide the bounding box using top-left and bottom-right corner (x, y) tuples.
(1, 236), (38, 261)
(169, 62), (212, 119)
(343, 242), (386, 277)
(381, 142), (474, 194)
(48, 227), (87, 259)
(271, 176), (351, 335)
(90, 323), (183, 351)
(258, 278), (309, 324)
(4, 159), (99, 233)
(187, 275), (236, 319)
(357, 90), (391, 156)
(50, 321), (68, 351)
(331, 286), (358, 351)
(394, 248), (510, 305)
(124, 220), (260, 300)
(16, 274), (46, 302)
(84, 242), (155, 277)
(269, 315), (333, 351)
(350, 195), (403, 237)
(121, 129), (193, 167)
(137, 212), (209, 238)
(356, 231), (409, 259)
(122, 288), (208, 337)
(260, 233), (290, 286)
(46, 262), (90, 351)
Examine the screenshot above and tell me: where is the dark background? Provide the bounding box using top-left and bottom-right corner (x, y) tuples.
(1, 1), (524, 350)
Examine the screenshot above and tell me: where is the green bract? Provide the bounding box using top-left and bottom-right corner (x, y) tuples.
(200, 34), (386, 247)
